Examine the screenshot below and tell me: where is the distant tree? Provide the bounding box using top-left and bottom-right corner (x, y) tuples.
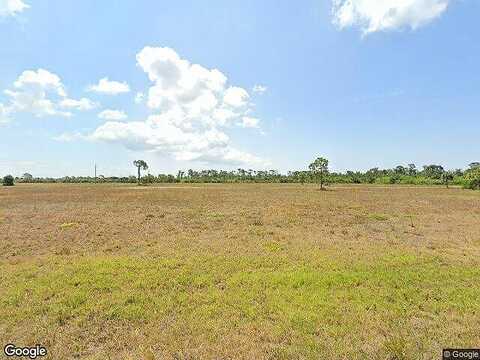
(2, 175), (14, 186)
(441, 171), (454, 188)
(133, 160), (148, 184)
(22, 173), (33, 182)
(347, 170), (362, 184)
(394, 165), (407, 175)
(176, 170), (185, 182)
(309, 157), (329, 190)
(464, 167), (480, 190)
(422, 165), (445, 179)
(144, 174), (155, 183)
(389, 173), (401, 184)
(453, 169), (464, 177)
(299, 171), (308, 185)
(365, 168), (380, 183)
(469, 162), (480, 170)
(408, 164), (417, 176)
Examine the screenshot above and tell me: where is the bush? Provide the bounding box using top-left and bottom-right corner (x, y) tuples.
(398, 176), (413, 185)
(463, 168), (480, 190)
(2, 175), (14, 186)
(375, 176), (391, 185)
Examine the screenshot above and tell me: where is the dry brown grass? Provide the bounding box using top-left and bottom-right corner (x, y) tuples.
(1, 183), (479, 359)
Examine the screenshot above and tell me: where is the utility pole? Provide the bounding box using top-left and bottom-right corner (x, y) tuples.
(94, 162), (97, 183)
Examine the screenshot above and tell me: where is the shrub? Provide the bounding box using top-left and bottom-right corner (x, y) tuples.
(2, 175), (14, 186)
(463, 168), (480, 190)
(375, 176), (391, 185)
(398, 176), (416, 185)
(389, 175), (400, 184)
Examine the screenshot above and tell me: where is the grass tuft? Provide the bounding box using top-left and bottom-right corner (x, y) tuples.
(369, 213), (389, 221)
(60, 222), (78, 229)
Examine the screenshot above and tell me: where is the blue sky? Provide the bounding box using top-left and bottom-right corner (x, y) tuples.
(0, 0), (479, 177)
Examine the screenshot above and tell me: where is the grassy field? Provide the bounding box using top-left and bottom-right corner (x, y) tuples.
(1, 183), (479, 359)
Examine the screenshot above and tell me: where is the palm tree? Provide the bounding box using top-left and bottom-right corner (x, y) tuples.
(133, 160), (148, 184)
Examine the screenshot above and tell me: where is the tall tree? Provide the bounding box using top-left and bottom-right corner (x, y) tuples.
(442, 171), (454, 188)
(22, 173), (33, 181)
(2, 175), (14, 186)
(133, 160), (149, 184)
(309, 157), (329, 190)
(422, 165), (445, 179)
(394, 165), (407, 175)
(407, 164), (417, 176)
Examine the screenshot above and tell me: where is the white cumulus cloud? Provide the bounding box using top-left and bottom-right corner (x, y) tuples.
(241, 116), (260, 128)
(252, 84), (267, 94)
(53, 131), (86, 142)
(223, 86), (249, 108)
(13, 68), (66, 97)
(87, 77), (130, 95)
(59, 97), (97, 111)
(98, 109), (127, 121)
(332, 0), (450, 34)
(0, 0), (29, 18)
(134, 92), (144, 104)
(2, 69), (100, 120)
(4, 69), (71, 118)
(90, 46), (266, 166)
(91, 116), (265, 166)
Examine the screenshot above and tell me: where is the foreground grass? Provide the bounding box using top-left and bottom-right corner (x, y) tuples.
(1, 251), (479, 359)
(1, 184), (480, 359)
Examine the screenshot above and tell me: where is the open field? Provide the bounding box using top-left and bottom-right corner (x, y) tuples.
(1, 183), (480, 359)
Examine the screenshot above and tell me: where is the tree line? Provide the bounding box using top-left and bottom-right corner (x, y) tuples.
(4, 158), (480, 190)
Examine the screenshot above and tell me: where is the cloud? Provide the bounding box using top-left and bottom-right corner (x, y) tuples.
(2, 69), (100, 120)
(332, 0), (450, 34)
(240, 116), (260, 128)
(4, 69), (71, 118)
(252, 84), (267, 94)
(53, 131), (86, 142)
(91, 117), (266, 166)
(136, 46), (228, 115)
(0, 103), (12, 124)
(98, 109), (127, 121)
(13, 68), (66, 96)
(59, 97), (97, 111)
(0, 0), (29, 18)
(90, 46), (266, 166)
(223, 86), (249, 108)
(87, 77), (130, 95)
(134, 92), (144, 104)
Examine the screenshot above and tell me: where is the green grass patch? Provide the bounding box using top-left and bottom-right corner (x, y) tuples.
(368, 213), (389, 221)
(264, 241), (283, 252)
(59, 222), (78, 230)
(2, 253), (478, 323)
(1, 253), (479, 358)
